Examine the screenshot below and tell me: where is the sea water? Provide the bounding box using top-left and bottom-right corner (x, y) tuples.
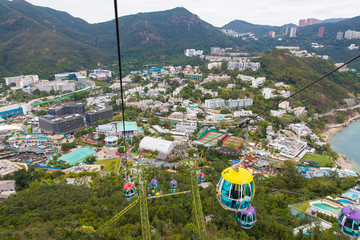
(330, 120), (360, 173)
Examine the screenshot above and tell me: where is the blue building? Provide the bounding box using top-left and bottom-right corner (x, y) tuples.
(0, 105), (24, 119)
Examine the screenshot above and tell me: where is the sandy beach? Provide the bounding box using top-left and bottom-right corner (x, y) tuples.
(321, 113), (360, 172)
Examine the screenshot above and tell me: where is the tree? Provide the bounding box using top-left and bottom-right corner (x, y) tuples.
(85, 156), (97, 164)
(98, 133), (106, 141)
(117, 147), (125, 153)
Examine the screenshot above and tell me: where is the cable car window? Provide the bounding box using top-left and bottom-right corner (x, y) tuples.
(241, 214), (246, 222)
(247, 215), (252, 222)
(230, 184), (241, 199)
(250, 181), (255, 197)
(339, 213), (344, 224)
(353, 221), (359, 231)
(345, 218), (353, 228)
(221, 180), (231, 197)
(243, 184), (251, 197)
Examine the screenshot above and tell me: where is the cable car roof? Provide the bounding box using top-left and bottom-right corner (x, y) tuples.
(222, 166), (253, 184)
(342, 206), (360, 221)
(123, 183), (135, 190)
(240, 205), (256, 215)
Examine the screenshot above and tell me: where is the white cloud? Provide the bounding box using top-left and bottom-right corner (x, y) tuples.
(26, 0), (360, 27)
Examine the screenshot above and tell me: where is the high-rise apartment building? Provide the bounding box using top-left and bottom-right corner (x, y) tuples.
(317, 27), (324, 37)
(336, 31), (344, 40)
(290, 27), (297, 37)
(298, 19), (306, 27)
(269, 31), (275, 38)
(298, 18), (322, 27)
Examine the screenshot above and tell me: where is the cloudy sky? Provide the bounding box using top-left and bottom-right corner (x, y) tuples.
(26, 0), (360, 27)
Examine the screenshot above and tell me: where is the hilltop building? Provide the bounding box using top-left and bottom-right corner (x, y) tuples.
(344, 30), (360, 39)
(269, 31), (275, 38)
(336, 31), (344, 40)
(184, 49), (203, 57)
(227, 62), (260, 71)
(4, 75), (39, 87)
(298, 18), (322, 27)
(89, 69), (112, 80)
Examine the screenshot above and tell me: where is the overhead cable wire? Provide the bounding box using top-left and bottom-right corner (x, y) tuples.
(114, 0), (128, 170)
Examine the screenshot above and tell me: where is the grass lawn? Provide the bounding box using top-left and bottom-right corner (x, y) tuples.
(94, 158), (121, 172)
(300, 153), (333, 167)
(294, 202), (310, 212)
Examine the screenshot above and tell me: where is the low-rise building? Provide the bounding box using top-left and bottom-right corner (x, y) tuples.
(289, 123), (312, 137)
(176, 122), (197, 134)
(117, 121), (144, 139)
(184, 49), (203, 57)
(269, 137), (307, 158)
(89, 69), (112, 80)
(279, 101), (290, 110)
(139, 137), (177, 159)
(208, 62), (222, 70)
(262, 88), (274, 99)
(0, 160), (22, 177)
(0, 105), (25, 119)
(5, 75), (39, 87)
(227, 62), (260, 71)
(205, 98), (225, 109)
(0, 180), (16, 199)
(270, 110), (286, 117)
(233, 110), (253, 118)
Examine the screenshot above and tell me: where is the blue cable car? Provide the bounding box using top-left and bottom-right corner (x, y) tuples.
(123, 182), (136, 201)
(338, 205), (360, 238)
(198, 173), (205, 183)
(150, 179), (159, 191)
(216, 166), (255, 211)
(170, 180), (178, 193)
(237, 205), (257, 229)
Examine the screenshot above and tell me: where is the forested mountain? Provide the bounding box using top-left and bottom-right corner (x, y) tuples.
(0, 0), (107, 80)
(1, 0), (360, 79)
(0, 0), (244, 78)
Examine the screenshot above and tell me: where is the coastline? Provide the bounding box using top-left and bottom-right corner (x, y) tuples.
(321, 112), (360, 172)
(321, 112), (360, 142)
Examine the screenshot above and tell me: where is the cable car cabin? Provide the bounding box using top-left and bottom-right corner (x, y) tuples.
(123, 182), (136, 201)
(216, 166), (255, 211)
(237, 205), (257, 229)
(170, 180), (177, 193)
(198, 173), (205, 183)
(338, 206), (360, 238)
(150, 179), (159, 190)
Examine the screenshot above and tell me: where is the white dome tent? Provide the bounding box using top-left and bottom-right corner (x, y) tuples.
(139, 137), (177, 159)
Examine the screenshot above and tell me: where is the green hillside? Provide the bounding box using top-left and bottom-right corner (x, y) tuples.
(0, 0), (108, 80)
(258, 50), (360, 112)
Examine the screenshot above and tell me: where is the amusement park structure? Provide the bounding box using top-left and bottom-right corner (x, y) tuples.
(96, 158), (207, 240)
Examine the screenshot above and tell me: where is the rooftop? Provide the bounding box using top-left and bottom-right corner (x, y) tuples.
(59, 148), (96, 165)
(117, 121), (139, 132)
